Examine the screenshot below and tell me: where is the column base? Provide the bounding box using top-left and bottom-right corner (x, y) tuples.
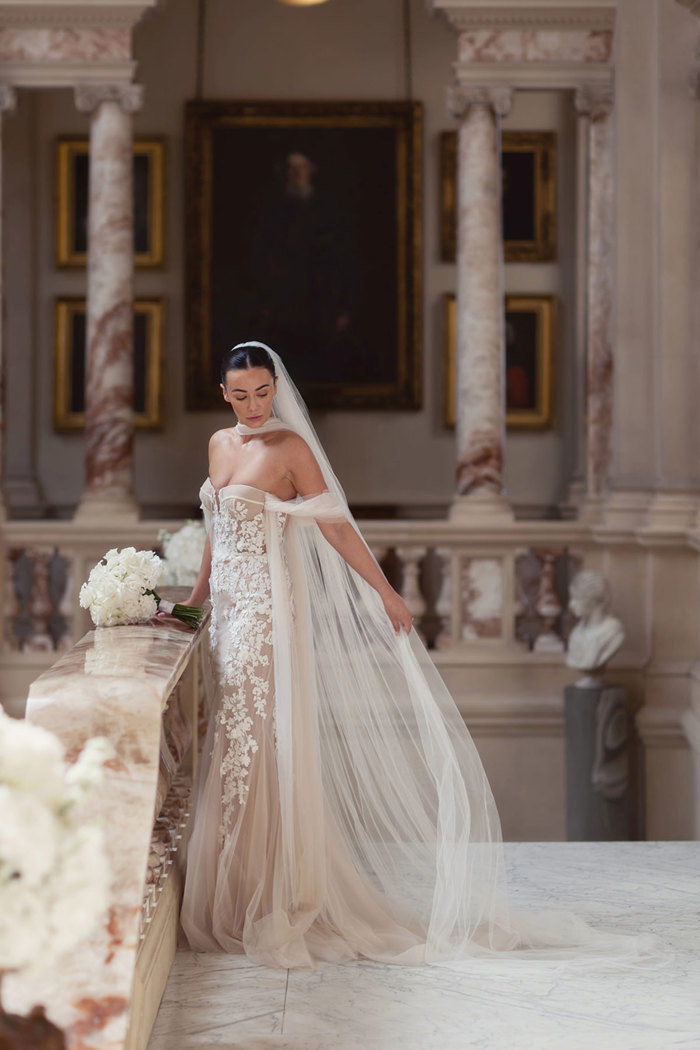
(566, 478), (586, 510)
(448, 490), (514, 524)
(642, 492), (698, 533)
(577, 493), (606, 525)
(600, 488), (652, 532)
(5, 476), (45, 518)
(73, 490), (140, 523)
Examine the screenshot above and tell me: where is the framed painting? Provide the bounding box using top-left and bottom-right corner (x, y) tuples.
(440, 131), (556, 263)
(53, 298), (164, 430)
(56, 138), (165, 267)
(184, 100), (423, 411)
(443, 293), (555, 429)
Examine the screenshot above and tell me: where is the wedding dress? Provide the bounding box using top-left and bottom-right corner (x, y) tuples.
(180, 344), (665, 971)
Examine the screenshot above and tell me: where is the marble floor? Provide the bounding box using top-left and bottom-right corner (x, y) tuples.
(147, 842), (700, 1050)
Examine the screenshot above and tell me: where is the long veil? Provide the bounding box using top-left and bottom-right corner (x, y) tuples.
(186, 341), (668, 972)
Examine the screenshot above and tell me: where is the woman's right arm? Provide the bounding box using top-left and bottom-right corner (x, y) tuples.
(186, 530), (212, 606)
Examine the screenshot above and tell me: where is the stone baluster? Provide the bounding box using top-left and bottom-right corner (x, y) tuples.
(575, 85), (615, 521)
(396, 546), (427, 640)
(447, 84), (513, 522)
(533, 550), (565, 653)
(0, 84), (17, 522)
(434, 546), (453, 651)
(74, 83), (143, 521)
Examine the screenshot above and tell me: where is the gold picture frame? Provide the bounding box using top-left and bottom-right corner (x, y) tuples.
(444, 293), (555, 429)
(184, 100), (423, 411)
(56, 138), (165, 267)
(440, 131), (556, 263)
(53, 298), (164, 430)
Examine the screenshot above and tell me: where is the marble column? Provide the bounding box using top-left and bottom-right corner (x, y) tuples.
(447, 85), (513, 521)
(0, 84), (17, 522)
(575, 85), (615, 522)
(74, 83), (142, 521)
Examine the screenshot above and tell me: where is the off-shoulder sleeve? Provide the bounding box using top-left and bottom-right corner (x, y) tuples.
(265, 490), (347, 525)
(199, 480), (214, 537)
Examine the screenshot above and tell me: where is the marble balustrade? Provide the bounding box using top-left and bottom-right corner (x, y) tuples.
(2, 591), (212, 1050)
(0, 507), (698, 853)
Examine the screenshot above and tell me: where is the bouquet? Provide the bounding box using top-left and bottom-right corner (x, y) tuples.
(79, 547), (203, 630)
(0, 708), (112, 975)
(158, 519), (206, 587)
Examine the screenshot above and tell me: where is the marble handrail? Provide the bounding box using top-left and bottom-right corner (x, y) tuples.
(4, 591), (211, 1050)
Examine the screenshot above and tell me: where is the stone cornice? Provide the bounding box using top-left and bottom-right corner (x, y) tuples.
(0, 0), (159, 29)
(1, 59), (136, 88)
(430, 1), (616, 32)
(452, 59), (612, 90)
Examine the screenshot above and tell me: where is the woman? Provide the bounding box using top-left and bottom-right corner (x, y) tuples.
(179, 342), (659, 971)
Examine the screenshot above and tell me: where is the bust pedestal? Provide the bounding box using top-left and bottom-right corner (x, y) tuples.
(564, 683), (630, 840)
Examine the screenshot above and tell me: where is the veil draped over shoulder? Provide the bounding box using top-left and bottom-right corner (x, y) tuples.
(183, 342), (666, 972)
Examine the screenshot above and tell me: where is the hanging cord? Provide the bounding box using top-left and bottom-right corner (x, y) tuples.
(195, 0), (207, 98)
(403, 0), (413, 100)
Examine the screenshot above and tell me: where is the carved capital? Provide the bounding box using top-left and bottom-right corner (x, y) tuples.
(74, 83), (144, 116)
(447, 84), (513, 120)
(0, 84), (17, 114)
(574, 84), (614, 119)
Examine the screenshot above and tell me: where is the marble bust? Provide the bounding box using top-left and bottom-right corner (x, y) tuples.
(566, 571), (625, 685)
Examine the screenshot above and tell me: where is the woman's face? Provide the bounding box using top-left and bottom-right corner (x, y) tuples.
(221, 367), (277, 426)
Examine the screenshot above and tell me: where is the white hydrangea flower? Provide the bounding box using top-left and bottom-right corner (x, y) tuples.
(159, 520), (206, 587)
(0, 715), (66, 806)
(80, 547), (162, 626)
(0, 709), (111, 976)
(0, 786), (58, 886)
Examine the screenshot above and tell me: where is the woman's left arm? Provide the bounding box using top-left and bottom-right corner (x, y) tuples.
(285, 437), (412, 636)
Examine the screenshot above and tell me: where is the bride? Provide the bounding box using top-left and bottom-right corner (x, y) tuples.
(179, 341), (660, 971)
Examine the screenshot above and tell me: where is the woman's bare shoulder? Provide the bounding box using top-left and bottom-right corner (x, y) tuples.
(277, 430), (313, 461)
(209, 427), (236, 449)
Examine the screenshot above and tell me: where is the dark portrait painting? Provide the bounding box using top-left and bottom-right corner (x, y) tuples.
(185, 101), (422, 410)
(440, 131), (556, 263)
(444, 294), (554, 429)
(53, 299), (163, 430)
(56, 139), (165, 267)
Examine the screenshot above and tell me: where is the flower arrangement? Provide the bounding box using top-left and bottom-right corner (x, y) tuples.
(0, 709), (112, 977)
(158, 520), (206, 588)
(79, 547), (203, 630)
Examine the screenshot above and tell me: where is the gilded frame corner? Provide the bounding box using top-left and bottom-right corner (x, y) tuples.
(55, 137), (166, 268)
(443, 293), (555, 430)
(184, 99), (423, 411)
(53, 297), (165, 430)
(439, 130), (557, 264)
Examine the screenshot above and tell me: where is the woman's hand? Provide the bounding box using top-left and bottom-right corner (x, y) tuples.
(382, 590), (413, 637)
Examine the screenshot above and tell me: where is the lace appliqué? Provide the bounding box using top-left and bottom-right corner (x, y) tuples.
(208, 495), (274, 843)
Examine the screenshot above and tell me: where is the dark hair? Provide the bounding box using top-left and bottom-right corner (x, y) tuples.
(219, 344), (277, 385)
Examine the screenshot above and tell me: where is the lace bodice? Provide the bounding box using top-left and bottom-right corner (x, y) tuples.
(199, 480), (274, 557)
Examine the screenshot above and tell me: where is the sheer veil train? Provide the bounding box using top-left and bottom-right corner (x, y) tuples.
(181, 341), (668, 972)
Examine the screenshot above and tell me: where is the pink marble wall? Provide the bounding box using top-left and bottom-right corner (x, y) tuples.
(458, 29), (613, 64)
(0, 28), (130, 62)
